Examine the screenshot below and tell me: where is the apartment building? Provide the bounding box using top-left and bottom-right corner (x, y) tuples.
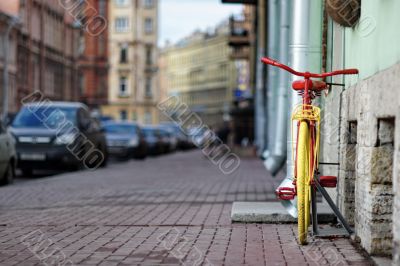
(16, 0), (82, 108)
(102, 0), (159, 124)
(159, 23), (237, 128)
(78, 0), (109, 108)
(226, 5), (256, 145)
(0, 1), (19, 115)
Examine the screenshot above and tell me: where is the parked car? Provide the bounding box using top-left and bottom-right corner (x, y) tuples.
(142, 126), (164, 155)
(10, 102), (108, 175)
(0, 120), (16, 185)
(159, 122), (191, 149)
(102, 121), (147, 159)
(99, 115), (114, 125)
(157, 127), (172, 153)
(158, 126), (177, 152)
(187, 127), (207, 147)
(5, 113), (16, 127)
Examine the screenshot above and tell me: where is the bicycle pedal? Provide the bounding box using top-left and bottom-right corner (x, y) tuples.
(275, 187), (296, 200)
(319, 176), (337, 188)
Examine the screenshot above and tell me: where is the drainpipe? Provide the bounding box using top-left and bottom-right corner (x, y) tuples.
(254, 0), (266, 153)
(263, 0), (290, 175)
(2, 17), (18, 123)
(277, 0), (311, 218)
(261, 0), (278, 163)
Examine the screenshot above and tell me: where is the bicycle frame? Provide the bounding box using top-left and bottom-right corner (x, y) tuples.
(261, 57), (358, 240)
(261, 57), (358, 105)
(262, 57), (358, 191)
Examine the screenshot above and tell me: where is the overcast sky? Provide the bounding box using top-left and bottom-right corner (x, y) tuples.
(159, 0), (243, 47)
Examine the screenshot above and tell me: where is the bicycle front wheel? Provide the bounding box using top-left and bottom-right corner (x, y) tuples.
(297, 121), (311, 244)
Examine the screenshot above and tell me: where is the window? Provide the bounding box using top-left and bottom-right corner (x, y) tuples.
(144, 0), (154, 8)
(78, 35), (85, 55)
(120, 44), (128, 63)
(145, 45), (152, 65)
(144, 111), (152, 124)
(132, 111), (137, 121)
(99, 35), (105, 55)
(99, 0), (106, 15)
(115, 0), (129, 7)
(145, 77), (152, 97)
(120, 110), (128, 120)
(119, 77), (128, 96)
(144, 18), (153, 34)
(115, 17), (129, 32)
(79, 75), (85, 95)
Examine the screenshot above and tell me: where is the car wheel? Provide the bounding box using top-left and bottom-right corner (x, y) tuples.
(99, 147), (108, 168)
(72, 161), (85, 171)
(1, 161), (14, 185)
(81, 146), (107, 169)
(134, 147), (146, 160)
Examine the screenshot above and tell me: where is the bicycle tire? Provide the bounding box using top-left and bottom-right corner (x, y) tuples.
(297, 121), (311, 244)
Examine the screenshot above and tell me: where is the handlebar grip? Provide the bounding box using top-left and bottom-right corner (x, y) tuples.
(261, 57), (276, 65)
(341, 69), (359, 75)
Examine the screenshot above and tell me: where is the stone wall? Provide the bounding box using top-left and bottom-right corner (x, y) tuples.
(335, 63), (400, 258)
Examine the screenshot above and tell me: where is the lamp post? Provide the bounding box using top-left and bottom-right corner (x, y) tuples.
(2, 16), (19, 124)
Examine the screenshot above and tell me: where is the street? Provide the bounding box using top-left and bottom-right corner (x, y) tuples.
(0, 151), (371, 266)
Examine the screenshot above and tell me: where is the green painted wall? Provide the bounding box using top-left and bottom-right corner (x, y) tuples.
(344, 0), (400, 83)
(308, 1), (323, 73)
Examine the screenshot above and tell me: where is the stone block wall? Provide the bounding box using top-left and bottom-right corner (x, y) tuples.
(337, 120), (357, 225)
(394, 109), (400, 265)
(334, 63), (400, 258)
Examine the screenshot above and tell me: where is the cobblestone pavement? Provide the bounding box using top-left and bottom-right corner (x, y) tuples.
(0, 151), (372, 265)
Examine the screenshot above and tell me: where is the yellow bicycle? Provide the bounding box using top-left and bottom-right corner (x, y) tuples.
(261, 57), (358, 244)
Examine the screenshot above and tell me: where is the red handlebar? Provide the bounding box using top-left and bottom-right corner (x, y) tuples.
(261, 57), (358, 78)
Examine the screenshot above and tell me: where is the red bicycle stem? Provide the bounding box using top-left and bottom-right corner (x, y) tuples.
(261, 57), (359, 78)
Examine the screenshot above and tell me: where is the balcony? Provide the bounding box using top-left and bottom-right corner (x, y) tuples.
(145, 65), (158, 74)
(230, 46), (250, 60)
(228, 16), (250, 47)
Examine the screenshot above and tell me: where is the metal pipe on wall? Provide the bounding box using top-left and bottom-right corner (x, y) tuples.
(254, 0), (267, 154)
(263, 0), (290, 175)
(278, 0), (311, 218)
(261, 0), (279, 164)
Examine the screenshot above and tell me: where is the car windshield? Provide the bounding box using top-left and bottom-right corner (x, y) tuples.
(12, 106), (77, 128)
(103, 124), (138, 135)
(188, 127), (205, 136)
(142, 128), (155, 137)
(159, 130), (169, 137)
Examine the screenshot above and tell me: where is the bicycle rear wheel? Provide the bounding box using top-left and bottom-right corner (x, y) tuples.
(297, 121), (311, 244)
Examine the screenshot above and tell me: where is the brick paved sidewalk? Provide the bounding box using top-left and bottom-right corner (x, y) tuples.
(0, 151), (372, 265)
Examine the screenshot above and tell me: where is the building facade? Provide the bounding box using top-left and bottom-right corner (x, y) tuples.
(0, 1), (19, 115)
(245, 0), (399, 262)
(320, 1), (400, 261)
(78, 0), (109, 108)
(159, 24), (237, 128)
(226, 5), (256, 145)
(16, 0), (82, 109)
(102, 0), (159, 124)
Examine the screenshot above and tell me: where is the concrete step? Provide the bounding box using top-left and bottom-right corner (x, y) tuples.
(231, 201), (337, 223)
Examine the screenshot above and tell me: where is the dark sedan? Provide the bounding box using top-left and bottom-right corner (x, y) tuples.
(159, 122), (191, 149)
(102, 121), (147, 159)
(10, 102), (108, 175)
(142, 126), (164, 155)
